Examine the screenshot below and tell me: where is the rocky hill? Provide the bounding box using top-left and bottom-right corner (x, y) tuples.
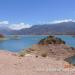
(19, 36), (75, 62)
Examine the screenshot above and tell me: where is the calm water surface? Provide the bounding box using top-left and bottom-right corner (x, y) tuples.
(0, 36), (47, 52)
(0, 35), (75, 52)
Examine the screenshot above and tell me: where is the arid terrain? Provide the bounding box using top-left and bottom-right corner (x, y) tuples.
(0, 50), (75, 75)
(0, 36), (75, 75)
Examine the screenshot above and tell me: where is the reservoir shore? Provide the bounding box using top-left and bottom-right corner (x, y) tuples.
(0, 44), (75, 75)
(0, 35), (75, 75)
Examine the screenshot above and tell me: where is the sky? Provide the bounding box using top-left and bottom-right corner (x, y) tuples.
(0, 0), (75, 30)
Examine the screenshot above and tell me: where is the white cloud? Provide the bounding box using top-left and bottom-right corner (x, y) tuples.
(0, 20), (32, 30)
(9, 23), (32, 30)
(50, 19), (75, 24)
(0, 19), (75, 30)
(0, 21), (9, 24)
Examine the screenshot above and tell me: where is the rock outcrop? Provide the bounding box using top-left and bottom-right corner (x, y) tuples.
(38, 36), (65, 45)
(19, 36), (75, 61)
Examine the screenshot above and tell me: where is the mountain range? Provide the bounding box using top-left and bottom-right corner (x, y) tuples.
(0, 21), (75, 35)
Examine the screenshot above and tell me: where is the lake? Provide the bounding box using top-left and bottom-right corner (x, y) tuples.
(0, 35), (75, 52)
(0, 35), (47, 52)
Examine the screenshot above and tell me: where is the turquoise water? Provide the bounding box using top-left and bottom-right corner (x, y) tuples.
(56, 35), (75, 47)
(0, 35), (75, 52)
(0, 36), (47, 52)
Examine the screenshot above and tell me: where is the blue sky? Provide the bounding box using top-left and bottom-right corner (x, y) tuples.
(0, 0), (75, 24)
(0, 0), (75, 29)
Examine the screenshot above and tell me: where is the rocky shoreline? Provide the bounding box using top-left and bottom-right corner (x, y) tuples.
(25, 44), (75, 60)
(0, 35), (75, 75)
(20, 36), (75, 61)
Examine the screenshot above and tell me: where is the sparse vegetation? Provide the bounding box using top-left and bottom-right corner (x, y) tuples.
(38, 35), (65, 45)
(41, 53), (47, 57)
(19, 48), (34, 57)
(19, 35), (66, 57)
(19, 50), (26, 57)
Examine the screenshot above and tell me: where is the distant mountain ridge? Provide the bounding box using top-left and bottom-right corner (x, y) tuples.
(0, 27), (13, 35)
(0, 21), (75, 35)
(12, 21), (75, 35)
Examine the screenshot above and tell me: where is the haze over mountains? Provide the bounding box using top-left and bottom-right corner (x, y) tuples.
(0, 20), (75, 35)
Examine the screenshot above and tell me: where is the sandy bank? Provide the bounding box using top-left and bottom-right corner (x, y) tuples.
(0, 50), (75, 75)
